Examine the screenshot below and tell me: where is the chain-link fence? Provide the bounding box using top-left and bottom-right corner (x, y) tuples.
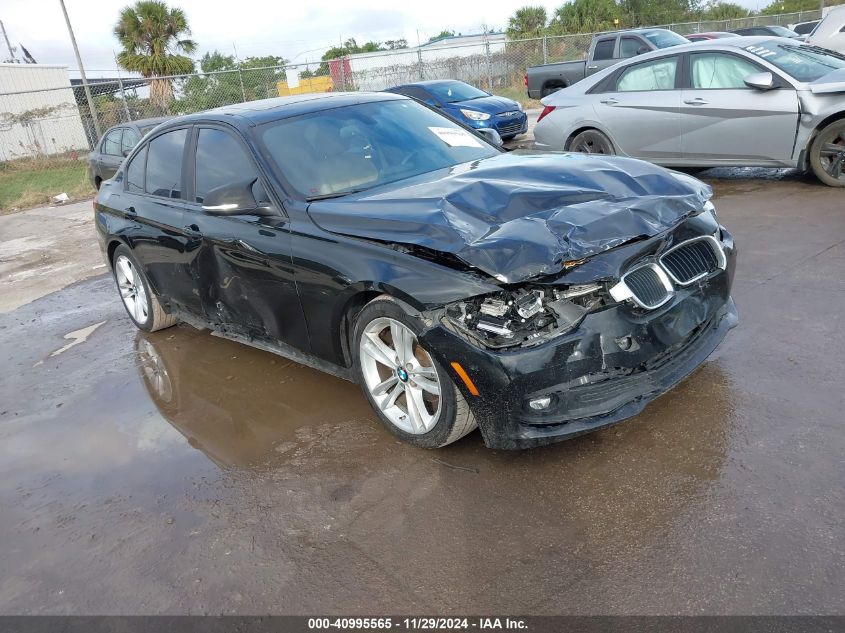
(0, 7), (830, 198)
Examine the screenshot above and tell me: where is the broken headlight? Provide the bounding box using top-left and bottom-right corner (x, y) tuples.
(443, 284), (607, 349)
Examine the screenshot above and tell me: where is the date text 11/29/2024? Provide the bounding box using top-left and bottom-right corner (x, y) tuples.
(308, 617), (527, 629)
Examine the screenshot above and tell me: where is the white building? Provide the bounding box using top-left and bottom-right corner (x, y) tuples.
(0, 63), (90, 161)
(334, 33), (508, 91)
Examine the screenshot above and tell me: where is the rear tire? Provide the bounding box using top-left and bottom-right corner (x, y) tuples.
(566, 129), (615, 156)
(809, 120), (845, 187)
(112, 244), (178, 332)
(540, 84), (565, 98)
(352, 296), (477, 448)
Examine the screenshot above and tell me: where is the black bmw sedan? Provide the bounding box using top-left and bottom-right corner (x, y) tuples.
(94, 92), (737, 449)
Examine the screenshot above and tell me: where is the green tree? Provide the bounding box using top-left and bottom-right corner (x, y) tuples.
(507, 6), (549, 38)
(177, 51), (287, 113)
(700, 1), (750, 19)
(427, 30), (456, 43)
(760, 0), (823, 14)
(618, 0), (694, 26)
(384, 38), (408, 49)
(114, 0), (197, 110)
(548, 0), (620, 34)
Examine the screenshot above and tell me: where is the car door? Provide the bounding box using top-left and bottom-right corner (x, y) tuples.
(590, 54), (682, 160)
(183, 125), (310, 351)
(121, 127), (204, 317)
(586, 36), (618, 77)
(98, 128), (125, 181)
(680, 52), (800, 163)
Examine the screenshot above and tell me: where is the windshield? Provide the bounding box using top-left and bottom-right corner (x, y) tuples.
(258, 99), (499, 200)
(642, 30), (690, 48)
(426, 81), (488, 103)
(744, 40), (845, 81)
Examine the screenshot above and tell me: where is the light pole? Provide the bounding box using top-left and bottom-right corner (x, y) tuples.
(59, 0), (101, 141)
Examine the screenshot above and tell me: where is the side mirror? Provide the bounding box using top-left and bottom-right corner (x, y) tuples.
(122, 149), (131, 158)
(637, 46), (649, 55)
(424, 98), (440, 108)
(201, 178), (274, 216)
(744, 71), (776, 90)
(476, 128), (504, 147)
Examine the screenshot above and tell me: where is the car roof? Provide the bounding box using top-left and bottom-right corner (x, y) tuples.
(392, 79), (468, 88)
(593, 27), (679, 36)
(158, 91), (408, 128)
(628, 35), (799, 56)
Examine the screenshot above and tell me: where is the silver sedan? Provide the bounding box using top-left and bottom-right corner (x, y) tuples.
(533, 37), (845, 186)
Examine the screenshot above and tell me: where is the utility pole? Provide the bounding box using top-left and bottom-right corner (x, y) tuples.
(0, 20), (16, 62)
(59, 0), (101, 141)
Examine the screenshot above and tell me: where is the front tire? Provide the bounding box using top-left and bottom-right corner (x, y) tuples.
(809, 120), (845, 187)
(111, 245), (178, 332)
(352, 296), (477, 448)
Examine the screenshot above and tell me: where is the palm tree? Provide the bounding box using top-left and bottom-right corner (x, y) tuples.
(114, 1), (196, 110)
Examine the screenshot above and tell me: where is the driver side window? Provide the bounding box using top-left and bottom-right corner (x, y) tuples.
(194, 128), (259, 205)
(619, 37), (644, 59)
(691, 53), (763, 89)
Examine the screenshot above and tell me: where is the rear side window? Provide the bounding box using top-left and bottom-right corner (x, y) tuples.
(122, 129), (140, 154)
(194, 128), (259, 204)
(145, 129), (187, 199)
(593, 38), (616, 61)
(616, 57), (678, 91)
(102, 129), (122, 155)
(126, 145), (146, 194)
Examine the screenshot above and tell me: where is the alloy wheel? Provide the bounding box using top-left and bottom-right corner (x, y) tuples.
(817, 129), (845, 182)
(115, 254), (149, 325)
(569, 130), (613, 155)
(359, 317), (442, 435)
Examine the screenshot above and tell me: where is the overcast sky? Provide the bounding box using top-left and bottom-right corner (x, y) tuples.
(3, 0), (766, 78)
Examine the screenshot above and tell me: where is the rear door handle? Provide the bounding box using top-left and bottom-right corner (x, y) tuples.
(600, 98), (619, 105)
(587, 65), (598, 70)
(683, 98), (709, 105)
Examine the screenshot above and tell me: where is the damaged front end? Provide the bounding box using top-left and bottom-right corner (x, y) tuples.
(415, 208), (738, 450)
(442, 283), (607, 350)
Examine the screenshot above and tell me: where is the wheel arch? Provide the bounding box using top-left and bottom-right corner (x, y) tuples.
(541, 79), (568, 97)
(802, 111), (845, 169)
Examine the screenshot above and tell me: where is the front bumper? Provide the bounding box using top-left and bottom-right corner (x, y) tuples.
(419, 235), (737, 449)
(469, 112), (529, 138)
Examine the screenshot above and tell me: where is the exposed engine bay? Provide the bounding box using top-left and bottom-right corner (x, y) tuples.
(444, 284), (607, 349)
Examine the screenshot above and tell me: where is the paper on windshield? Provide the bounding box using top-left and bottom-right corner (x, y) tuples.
(428, 127), (483, 148)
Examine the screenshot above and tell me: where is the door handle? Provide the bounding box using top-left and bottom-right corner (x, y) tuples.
(183, 223), (202, 237)
(683, 98), (709, 105)
(600, 98), (619, 105)
(587, 65), (598, 70)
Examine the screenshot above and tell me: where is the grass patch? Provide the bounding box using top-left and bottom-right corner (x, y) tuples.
(0, 159), (93, 214)
(492, 86), (542, 110)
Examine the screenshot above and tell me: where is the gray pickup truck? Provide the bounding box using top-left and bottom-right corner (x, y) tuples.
(526, 28), (690, 98)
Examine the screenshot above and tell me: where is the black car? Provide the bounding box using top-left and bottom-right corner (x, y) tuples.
(87, 117), (170, 190)
(94, 92), (737, 449)
(731, 25), (802, 38)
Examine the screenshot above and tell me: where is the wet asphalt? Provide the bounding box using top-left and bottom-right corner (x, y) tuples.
(0, 171), (843, 615)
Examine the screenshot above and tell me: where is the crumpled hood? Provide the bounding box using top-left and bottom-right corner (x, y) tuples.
(307, 152), (712, 283)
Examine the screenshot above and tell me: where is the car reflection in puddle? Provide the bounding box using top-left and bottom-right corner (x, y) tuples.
(134, 326), (377, 469)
